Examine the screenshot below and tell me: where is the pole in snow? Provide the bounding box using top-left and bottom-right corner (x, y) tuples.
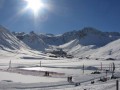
(7, 60), (11, 70)
(9, 60), (11, 69)
(83, 64), (84, 74)
(112, 62), (115, 76)
(40, 61), (41, 67)
(106, 70), (108, 78)
(101, 62), (102, 71)
(116, 80), (119, 90)
(109, 64), (110, 71)
(113, 62), (115, 73)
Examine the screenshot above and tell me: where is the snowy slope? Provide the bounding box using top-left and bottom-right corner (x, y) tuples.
(14, 31), (48, 51)
(59, 39), (80, 50)
(61, 38), (120, 59)
(90, 38), (120, 59)
(57, 28), (120, 58)
(0, 25), (30, 50)
(59, 39), (96, 57)
(58, 32), (120, 58)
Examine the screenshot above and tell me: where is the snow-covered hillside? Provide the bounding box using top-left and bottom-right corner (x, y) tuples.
(58, 37), (120, 59)
(58, 39), (95, 57)
(18, 31), (48, 51)
(0, 25), (30, 51)
(90, 38), (120, 59)
(1, 25), (120, 59)
(12, 27), (120, 59)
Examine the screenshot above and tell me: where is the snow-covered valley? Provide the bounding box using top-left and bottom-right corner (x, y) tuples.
(0, 26), (120, 90)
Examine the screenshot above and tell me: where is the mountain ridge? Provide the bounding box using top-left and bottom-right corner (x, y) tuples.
(1, 25), (120, 59)
(14, 27), (120, 47)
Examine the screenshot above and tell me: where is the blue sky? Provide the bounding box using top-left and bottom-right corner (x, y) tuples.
(0, 0), (120, 34)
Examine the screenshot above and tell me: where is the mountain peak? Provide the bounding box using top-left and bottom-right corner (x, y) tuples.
(80, 27), (102, 34)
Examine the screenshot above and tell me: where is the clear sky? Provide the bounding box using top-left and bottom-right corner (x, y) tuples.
(0, 0), (120, 34)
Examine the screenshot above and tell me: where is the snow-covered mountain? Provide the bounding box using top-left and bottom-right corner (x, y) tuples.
(15, 27), (120, 48)
(14, 31), (48, 51)
(40, 28), (120, 58)
(2, 25), (120, 59)
(0, 25), (30, 51)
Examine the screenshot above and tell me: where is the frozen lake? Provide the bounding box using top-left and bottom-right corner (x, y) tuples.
(21, 67), (94, 76)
